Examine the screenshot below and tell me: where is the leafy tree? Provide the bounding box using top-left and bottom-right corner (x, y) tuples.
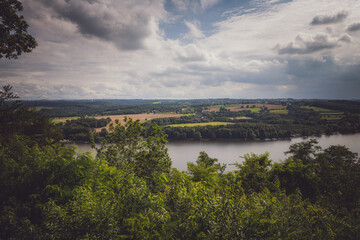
(315, 145), (360, 213)
(43, 162), (155, 240)
(0, 0), (37, 59)
(0, 138), (95, 239)
(0, 85), (62, 146)
(97, 117), (172, 186)
(187, 151), (225, 184)
(285, 138), (321, 164)
(234, 153), (274, 193)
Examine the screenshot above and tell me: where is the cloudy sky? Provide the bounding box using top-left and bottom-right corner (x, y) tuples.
(1, 0), (360, 99)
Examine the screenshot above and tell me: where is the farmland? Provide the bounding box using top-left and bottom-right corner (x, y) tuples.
(203, 103), (286, 113)
(300, 106), (344, 120)
(270, 109), (289, 114)
(54, 113), (183, 132)
(166, 122), (234, 127)
(93, 113), (183, 131)
(300, 106), (342, 114)
(29, 98), (360, 142)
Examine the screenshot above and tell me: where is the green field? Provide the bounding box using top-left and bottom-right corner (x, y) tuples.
(207, 104), (240, 108)
(51, 116), (81, 123)
(300, 106), (341, 113)
(248, 107), (262, 112)
(270, 109), (288, 114)
(321, 115), (344, 120)
(301, 106), (344, 120)
(34, 107), (54, 111)
(232, 116), (253, 120)
(166, 122), (234, 127)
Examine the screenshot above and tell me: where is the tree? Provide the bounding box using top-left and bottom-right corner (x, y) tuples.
(285, 138), (320, 164)
(0, 85), (62, 146)
(97, 117), (172, 186)
(315, 145), (360, 212)
(234, 153), (273, 193)
(0, 0), (37, 59)
(0, 139), (95, 239)
(187, 151), (225, 184)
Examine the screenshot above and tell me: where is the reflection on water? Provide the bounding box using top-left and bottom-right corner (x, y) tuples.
(67, 133), (360, 172)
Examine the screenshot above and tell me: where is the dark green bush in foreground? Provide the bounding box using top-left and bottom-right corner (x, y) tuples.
(1, 118), (359, 239)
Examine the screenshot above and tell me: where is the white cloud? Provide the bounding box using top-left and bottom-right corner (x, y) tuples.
(27, 0), (166, 50)
(2, 0), (360, 99)
(184, 20), (205, 39)
(200, 0), (220, 9)
(275, 33), (340, 55)
(311, 11), (348, 25)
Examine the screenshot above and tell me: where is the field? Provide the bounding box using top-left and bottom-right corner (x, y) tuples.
(208, 104), (240, 108)
(51, 116), (81, 123)
(270, 109), (289, 114)
(93, 113), (182, 131)
(247, 107), (262, 112)
(301, 106), (342, 113)
(301, 106), (344, 120)
(166, 122), (234, 127)
(34, 107), (54, 111)
(204, 104), (286, 113)
(230, 117), (253, 120)
(53, 113), (183, 131)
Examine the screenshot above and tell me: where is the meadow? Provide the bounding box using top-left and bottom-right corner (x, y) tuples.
(166, 122), (235, 127)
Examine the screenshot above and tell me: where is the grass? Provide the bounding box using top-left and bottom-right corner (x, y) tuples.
(300, 106), (340, 113)
(247, 107), (262, 112)
(52, 116), (81, 119)
(34, 107), (54, 111)
(52, 116), (81, 123)
(166, 122), (234, 127)
(207, 104), (241, 108)
(270, 110), (289, 114)
(231, 116), (253, 120)
(321, 115), (344, 120)
(319, 112), (344, 115)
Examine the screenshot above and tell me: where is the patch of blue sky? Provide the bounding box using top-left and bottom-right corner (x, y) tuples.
(161, 0), (250, 39)
(160, 0), (291, 40)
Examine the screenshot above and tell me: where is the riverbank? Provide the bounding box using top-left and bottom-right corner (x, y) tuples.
(67, 133), (360, 172)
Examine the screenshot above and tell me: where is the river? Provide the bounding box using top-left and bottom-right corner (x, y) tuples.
(70, 133), (360, 171)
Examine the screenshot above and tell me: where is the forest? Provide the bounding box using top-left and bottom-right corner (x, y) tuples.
(1, 86), (360, 239)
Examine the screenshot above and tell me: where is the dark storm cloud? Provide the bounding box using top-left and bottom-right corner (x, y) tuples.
(339, 34), (352, 43)
(347, 22), (360, 32)
(276, 34), (338, 55)
(285, 57), (360, 99)
(38, 0), (155, 50)
(311, 11), (348, 25)
(285, 56), (339, 78)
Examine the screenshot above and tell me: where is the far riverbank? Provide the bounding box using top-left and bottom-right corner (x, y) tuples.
(67, 133), (360, 171)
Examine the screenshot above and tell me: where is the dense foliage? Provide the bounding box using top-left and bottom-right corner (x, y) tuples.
(1, 91), (360, 239)
(0, 0), (37, 59)
(60, 117), (111, 142)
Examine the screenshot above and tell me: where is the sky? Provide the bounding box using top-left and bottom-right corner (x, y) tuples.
(1, 0), (360, 99)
